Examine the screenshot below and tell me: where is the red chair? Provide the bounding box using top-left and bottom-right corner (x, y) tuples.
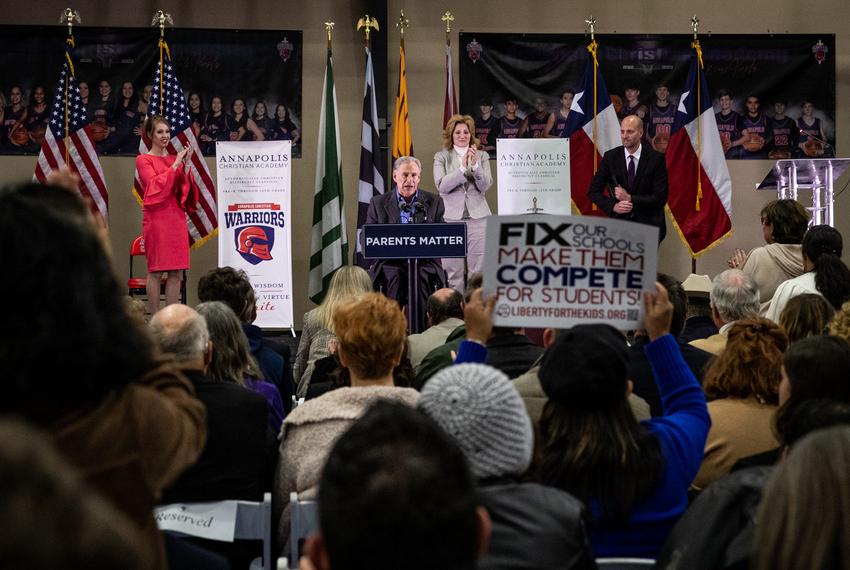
(128, 236), (187, 307)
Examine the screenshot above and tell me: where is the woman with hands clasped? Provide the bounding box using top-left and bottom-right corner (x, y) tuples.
(135, 115), (199, 314)
(433, 114), (493, 292)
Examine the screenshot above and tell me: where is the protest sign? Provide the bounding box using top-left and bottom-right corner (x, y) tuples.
(483, 214), (657, 329)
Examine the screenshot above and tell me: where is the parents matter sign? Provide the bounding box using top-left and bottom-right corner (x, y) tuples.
(483, 215), (657, 329)
(217, 140), (294, 328)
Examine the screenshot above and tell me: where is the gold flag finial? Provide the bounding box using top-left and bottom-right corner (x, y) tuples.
(324, 22), (335, 49)
(357, 15), (379, 46)
(59, 8), (81, 37)
(691, 15), (700, 41)
(396, 10), (409, 40)
(441, 11), (454, 34)
(585, 15), (597, 41)
(151, 10), (173, 38)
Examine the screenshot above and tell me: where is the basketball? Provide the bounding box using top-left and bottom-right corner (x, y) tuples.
(803, 139), (824, 157)
(89, 122), (110, 142)
(743, 134), (765, 153)
(9, 127), (29, 146)
(652, 133), (669, 154)
(768, 149), (791, 160)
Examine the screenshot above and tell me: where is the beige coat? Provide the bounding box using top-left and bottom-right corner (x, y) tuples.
(275, 386), (419, 548)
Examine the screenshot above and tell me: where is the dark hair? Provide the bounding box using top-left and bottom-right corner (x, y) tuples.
(803, 225), (850, 309)
(776, 335), (850, 443)
(658, 273), (686, 336)
(463, 273), (483, 303)
(540, 399), (662, 526)
(561, 88), (576, 98)
(760, 200), (810, 244)
(538, 325), (663, 525)
(779, 294), (835, 343)
(319, 401), (480, 570)
(746, 94), (760, 103)
(782, 398), (850, 447)
(504, 96), (518, 105)
(197, 266), (255, 322)
(0, 419), (146, 568)
(703, 317), (787, 404)
(0, 184), (155, 422)
(186, 91), (205, 114)
(427, 290), (464, 324)
(717, 89), (733, 99)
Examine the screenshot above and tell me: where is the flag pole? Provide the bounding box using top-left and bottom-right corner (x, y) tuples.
(60, 8), (80, 165)
(585, 15), (600, 211)
(442, 10), (454, 47)
(151, 10), (173, 114)
(357, 14), (379, 49)
(691, 14), (703, 212)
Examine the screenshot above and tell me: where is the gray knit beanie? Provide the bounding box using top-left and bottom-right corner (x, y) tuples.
(418, 363), (534, 479)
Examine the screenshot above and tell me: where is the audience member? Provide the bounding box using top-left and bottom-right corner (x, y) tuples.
(197, 266), (293, 412)
(457, 284), (710, 558)
(301, 401), (490, 570)
(0, 182), (206, 570)
(778, 293), (834, 343)
(680, 273), (719, 343)
(689, 269), (760, 354)
(752, 426), (850, 570)
(275, 293), (419, 550)
(630, 273), (713, 415)
(197, 301), (285, 434)
(766, 224), (850, 321)
(513, 328), (650, 424)
(419, 364), (596, 569)
(657, 398), (850, 570)
(827, 300), (850, 342)
(0, 418), (146, 569)
(407, 288), (465, 369)
(727, 199), (809, 306)
(151, 304), (274, 504)
(691, 317), (787, 490)
(294, 265), (372, 396)
(415, 272), (483, 385)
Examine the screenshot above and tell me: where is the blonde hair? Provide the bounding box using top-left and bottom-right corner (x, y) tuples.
(828, 300), (850, 343)
(143, 115), (170, 140)
(441, 114), (480, 150)
(314, 265), (373, 332)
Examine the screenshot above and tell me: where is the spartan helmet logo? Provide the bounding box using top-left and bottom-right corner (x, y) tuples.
(235, 226), (274, 265)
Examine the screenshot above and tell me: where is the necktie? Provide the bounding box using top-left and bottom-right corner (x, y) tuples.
(627, 155), (636, 190)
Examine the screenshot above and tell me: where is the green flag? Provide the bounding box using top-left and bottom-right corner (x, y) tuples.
(309, 47), (349, 304)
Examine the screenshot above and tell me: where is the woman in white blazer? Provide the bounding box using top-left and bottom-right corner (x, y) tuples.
(433, 114), (493, 292)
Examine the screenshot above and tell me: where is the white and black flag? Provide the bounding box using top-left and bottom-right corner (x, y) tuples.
(355, 46), (385, 267)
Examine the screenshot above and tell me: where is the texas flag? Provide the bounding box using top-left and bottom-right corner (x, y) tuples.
(562, 44), (620, 216)
(666, 48), (733, 256)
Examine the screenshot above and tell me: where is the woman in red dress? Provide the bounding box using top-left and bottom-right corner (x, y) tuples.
(135, 116), (199, 314)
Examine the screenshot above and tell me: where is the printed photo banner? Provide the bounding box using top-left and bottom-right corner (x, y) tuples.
(496, 138), (571, 215)
(217, 140), (294, 329)
(483, 215), (657, 330)
(0, 25), (302, 157)
(460, 33), (835, 159)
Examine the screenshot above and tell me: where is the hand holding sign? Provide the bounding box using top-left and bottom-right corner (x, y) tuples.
(614, 186), (631, 202)
(613, 201), (633, 214)
(643, 282), (673, 341)
(464, 288), (497, 343)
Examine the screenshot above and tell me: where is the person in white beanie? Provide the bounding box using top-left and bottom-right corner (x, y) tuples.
(419, 363), (595, 570)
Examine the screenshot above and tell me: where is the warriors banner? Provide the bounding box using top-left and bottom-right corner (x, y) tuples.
(217, 140), (293, 329)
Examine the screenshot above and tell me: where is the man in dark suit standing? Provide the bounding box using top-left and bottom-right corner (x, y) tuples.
(365, 156), (447, 331)
(588, 115), (669, 243)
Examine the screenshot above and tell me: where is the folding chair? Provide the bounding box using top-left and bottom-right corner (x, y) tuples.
(127, 235), (187, 307)
(156, 493), (273, 570)
(289, 493), (320, 568)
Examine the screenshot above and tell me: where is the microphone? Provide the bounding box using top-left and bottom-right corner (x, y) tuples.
(412, 201), (427, 224)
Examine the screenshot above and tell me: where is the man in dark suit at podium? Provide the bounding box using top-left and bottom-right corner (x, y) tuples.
(365, 156), (447, 332)
(588, 115), (669, 243)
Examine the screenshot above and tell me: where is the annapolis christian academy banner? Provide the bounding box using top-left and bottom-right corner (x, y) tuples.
(217, 140), (293, 329)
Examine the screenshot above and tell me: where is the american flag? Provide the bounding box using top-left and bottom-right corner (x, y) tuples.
(132, 40), (217, 247)
(34, 45), (109, 220)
